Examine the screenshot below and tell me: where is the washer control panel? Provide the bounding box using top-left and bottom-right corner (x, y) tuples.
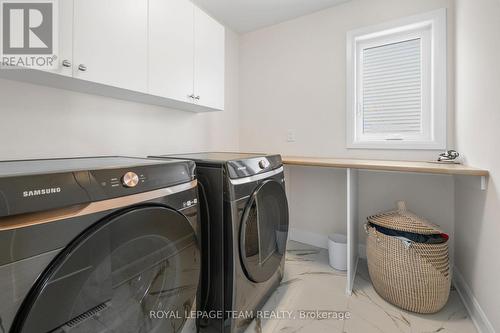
(122, 171), (139, 188)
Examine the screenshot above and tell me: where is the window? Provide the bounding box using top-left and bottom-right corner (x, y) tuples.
(346, 9), (447, 149)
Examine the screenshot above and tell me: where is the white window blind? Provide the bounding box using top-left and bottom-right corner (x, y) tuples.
(346, 9), (447, 150)
(362, 38), (422, 134)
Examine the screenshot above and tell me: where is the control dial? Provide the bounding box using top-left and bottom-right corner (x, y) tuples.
(122, 171), (139, 188)
(258, 159), (270, 169)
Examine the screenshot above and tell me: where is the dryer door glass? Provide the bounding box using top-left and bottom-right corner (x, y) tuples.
(240, 180), (289, 283)
(12, 205), (200, 333)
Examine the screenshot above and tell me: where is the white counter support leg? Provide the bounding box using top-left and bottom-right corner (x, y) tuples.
(481, 176), (488, 191)
(346, 168), (359, 295)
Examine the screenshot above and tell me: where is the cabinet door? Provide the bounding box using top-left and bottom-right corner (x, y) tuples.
(73, 0), (148, 92)
(194, 7), (225, 110)
(38, 0), (73, 76)
(149, 0), (194, 103)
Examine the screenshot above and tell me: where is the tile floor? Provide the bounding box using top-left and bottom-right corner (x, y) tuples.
(244, 241), (477, 333)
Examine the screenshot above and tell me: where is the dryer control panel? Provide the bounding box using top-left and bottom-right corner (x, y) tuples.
(226, 155), (282, 179)
(86, 162), (193, 201)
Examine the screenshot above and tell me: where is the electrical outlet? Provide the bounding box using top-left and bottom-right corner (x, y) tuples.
(287, 130), (296, 142)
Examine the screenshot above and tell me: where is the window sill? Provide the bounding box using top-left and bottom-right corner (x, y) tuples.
(346, 140), (446, 150)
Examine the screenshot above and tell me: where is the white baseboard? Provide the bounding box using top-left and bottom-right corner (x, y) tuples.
(289, 227), (329, 249)
(453, 268), (495, 333)
(288, 227), (366, 258)
(290, 228), (496, 333)
(347, 255), (359, 295)
(358, 243), (366, 259)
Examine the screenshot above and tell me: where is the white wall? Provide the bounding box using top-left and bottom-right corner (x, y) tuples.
(239, 0), (455, 160)
(238, 0), (456, 254)
(0, 30), (240, 160)
(455, 0), (500, 331)
(358, 171), (455, 261)
(286, 165), (347, 248)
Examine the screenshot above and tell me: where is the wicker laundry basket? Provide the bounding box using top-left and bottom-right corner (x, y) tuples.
(366, 201), (451, 314)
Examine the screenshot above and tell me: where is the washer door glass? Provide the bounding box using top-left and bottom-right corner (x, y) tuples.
(240, 180), (289, 283)
(12, 205), (200, 333)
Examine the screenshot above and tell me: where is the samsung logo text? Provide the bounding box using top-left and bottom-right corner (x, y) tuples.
(23, 187), (61, 197)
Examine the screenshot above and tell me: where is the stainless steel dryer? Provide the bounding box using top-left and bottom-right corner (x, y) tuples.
(0, 157), (200, 333)
(150, 153), (289, 333)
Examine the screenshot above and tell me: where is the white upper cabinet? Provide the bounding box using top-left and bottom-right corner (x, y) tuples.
(149, 1), (225, 110)
(149, 0), (194, 103)
(73, 0), (148, 92)
(1, 0), (224, 112)
(194, 6), (225, 110)
(16, 0), (73, 74)
(38, 0), (73, 76)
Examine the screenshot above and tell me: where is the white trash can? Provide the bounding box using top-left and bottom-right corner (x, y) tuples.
(328, 233), (347, 271)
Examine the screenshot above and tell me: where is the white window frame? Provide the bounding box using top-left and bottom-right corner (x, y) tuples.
(346, 9), (447, 150)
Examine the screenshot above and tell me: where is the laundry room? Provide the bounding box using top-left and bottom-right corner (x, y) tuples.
(0, 0), (498, 332)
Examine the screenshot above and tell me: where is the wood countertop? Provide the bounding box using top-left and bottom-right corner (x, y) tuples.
(282, 156), (489, 176)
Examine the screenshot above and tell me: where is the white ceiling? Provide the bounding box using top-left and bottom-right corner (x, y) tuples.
(191, 0), (351, 33)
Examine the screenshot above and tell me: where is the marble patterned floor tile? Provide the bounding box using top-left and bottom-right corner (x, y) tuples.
(273, 318), (345, 333)
(244, 269), (304, 333)
(244, 242), (349, 333)
(346, 260), (477, 333)
(403, 292), (476, 333)
(270, 272), (349, 333)
(243, 241), (477, 333)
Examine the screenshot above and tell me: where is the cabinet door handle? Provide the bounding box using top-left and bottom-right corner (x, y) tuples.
(78, 64), (87, 72)
(188, 94), (195, 99)
(194, 95), (200, 100)
(62, 60), (72, 68)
